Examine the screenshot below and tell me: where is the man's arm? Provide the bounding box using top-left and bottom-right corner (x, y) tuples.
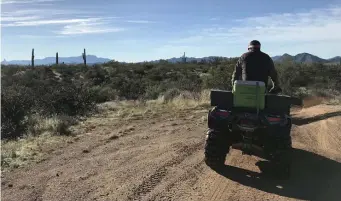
(231, 56), (243, 86)
(268, 56), (281, 90)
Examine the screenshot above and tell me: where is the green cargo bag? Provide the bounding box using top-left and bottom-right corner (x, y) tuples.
(233, 80), (266, 110)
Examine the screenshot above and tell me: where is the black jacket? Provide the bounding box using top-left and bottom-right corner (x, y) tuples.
(231, 50), (280, 89)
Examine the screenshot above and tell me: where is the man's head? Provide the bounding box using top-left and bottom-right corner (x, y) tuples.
(248, 40), (261, 52)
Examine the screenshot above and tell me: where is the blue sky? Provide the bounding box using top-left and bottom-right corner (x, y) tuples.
(1, 0), (341, 62)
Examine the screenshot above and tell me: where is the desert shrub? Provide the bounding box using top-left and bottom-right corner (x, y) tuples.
(1, 85), (35, 139)
(1, 67), (96, 139)
(26, 114), (77, 136)
(163, 88), (182, 102)
(2, 59), (341, 140)
(144, 85), (164, 100)
(202, 65), (233, 90)
(89, 85), (118, 103)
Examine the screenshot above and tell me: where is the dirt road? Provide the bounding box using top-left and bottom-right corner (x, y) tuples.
(2, 104), (341, 201)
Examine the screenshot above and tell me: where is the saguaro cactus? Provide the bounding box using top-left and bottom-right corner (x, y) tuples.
(182, 52), (186, 63)
(82, 48), (86, 66)
(31, 48), (35, 67)
(56, 52), (59, 64)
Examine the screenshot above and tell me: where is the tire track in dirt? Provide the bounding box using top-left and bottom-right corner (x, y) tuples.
(207, 153), (237, 201)
(128, 141), (204, 201)
(3, 104), (341, 201)
(148, 158), (206, 201)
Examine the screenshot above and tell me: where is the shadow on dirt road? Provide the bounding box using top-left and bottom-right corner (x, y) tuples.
(214, 148), (341, 201)
(292, 111), (341, 126)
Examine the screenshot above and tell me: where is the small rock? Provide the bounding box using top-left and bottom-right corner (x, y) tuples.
(8, 184), (13, 188)
(19, 185), (28, 190)
(188, 115), (195, 119)
(82, 149), (90, 153)
(108, 135), (119, 140)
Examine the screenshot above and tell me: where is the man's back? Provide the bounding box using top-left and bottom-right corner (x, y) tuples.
(240, 51), (273, 84)
(231, 40), (280, 91)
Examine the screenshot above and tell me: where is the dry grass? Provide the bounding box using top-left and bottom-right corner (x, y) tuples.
(298, 88), (341, 107)
(1, 133), (71, 172)
(27, 114), (77, 136)
(321, 90), (341, 105)
(1, 115), (77, 171)
(95, 89), (211, 120)
(303, 96), (326, 108)
(147, 89), (211, 109)
(324, 96), (341, 105)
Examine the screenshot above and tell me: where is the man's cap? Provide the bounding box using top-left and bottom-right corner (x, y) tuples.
(248, 40), (261, 49)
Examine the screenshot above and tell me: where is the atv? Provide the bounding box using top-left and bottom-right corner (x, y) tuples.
(204, 80), (302, 179)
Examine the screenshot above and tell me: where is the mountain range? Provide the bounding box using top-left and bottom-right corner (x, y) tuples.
(156, 53), (340, 64)
(271, 53), (340, 63)
(1, 55), (111, 66)
(1, 53), (340, 65)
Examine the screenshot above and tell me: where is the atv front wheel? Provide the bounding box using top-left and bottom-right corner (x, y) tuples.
(204, 129), (230, 168)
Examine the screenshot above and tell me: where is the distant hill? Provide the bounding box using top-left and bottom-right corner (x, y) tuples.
(271, 53), (340, 64)
(153, 53), (340, 64)
(327, 56), (341, 63)
(149, 56), (228, 64)
(2, 53), (340, 65)
(1, 55), (111, 65)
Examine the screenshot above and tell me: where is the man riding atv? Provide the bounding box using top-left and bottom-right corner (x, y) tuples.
(204, 40), (302, 179)
(231, 40), (282, 94)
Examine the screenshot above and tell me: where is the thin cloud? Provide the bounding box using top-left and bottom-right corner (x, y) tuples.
(1, 0), (62, 4)
(1, 16), (41, 22)
(1, 2), (153, 37)
(2, 9), (89, 16)
(125, 20), (155, 24)
(59, 21), (125, 35)
(170, 5), (341, 45)
(3, 18), (102, 27)
(18, 34), (67, 38)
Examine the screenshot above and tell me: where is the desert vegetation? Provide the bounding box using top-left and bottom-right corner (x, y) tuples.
(2, 58), (341, 140)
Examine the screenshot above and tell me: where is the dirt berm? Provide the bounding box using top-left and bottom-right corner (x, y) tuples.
(2, 104), (341, 201)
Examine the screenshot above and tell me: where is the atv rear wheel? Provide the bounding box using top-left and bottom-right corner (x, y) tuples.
(204, 129), (230, 168)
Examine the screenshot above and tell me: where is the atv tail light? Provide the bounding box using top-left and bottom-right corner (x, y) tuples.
(240, 119), (251, 124)
(215, 110), (230, 117)
(267, 117), (281, 122)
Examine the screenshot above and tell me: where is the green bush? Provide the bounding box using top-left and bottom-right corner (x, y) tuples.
(1, 85), (35, 139)
(1, 59), (341, 140)
(1, 67), (96, 139)
(89, 85), (118, 103)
